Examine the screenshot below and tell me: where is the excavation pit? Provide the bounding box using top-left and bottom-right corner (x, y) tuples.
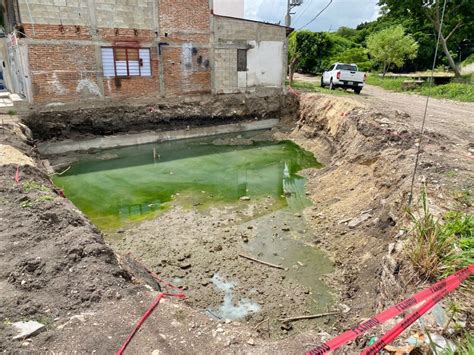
(50, 130), (336, 334)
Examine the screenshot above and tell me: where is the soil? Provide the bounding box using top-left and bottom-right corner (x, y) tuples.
(22, 93), (293, 140)
(1, 85), (472, 353)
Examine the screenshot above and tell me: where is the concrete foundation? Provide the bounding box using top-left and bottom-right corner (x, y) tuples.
(38, 118), (279, 155)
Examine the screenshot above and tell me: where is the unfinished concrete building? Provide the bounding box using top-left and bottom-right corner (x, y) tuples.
(0, 0), (289, 106)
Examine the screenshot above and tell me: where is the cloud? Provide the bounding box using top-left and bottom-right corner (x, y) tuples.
(244, 0), (380, 31)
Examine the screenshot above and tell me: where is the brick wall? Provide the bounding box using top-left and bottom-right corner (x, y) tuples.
(28, 43), (100, 103)
(159, 0), (212, 96)
(12, 0), (284, 105)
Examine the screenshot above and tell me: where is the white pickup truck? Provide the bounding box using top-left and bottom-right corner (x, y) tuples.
(321, 63), (366, 94)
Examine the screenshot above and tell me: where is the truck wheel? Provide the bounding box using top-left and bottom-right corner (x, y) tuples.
(320, 77), (325, 88)
(354, 88), (362, 95)
(329, 79), (335, 90)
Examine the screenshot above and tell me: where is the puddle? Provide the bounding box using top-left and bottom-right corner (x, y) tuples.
(243, 209), (334, 314)
(53, 131), (321, 229)
(208, 273), (261, 320)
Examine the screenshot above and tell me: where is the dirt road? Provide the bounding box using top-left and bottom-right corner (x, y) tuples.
(293, 73), (474, 143)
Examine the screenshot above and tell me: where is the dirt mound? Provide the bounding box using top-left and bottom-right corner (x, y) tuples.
(23, 93), (294, 140)
(0, 125), (133, 351)
(285, 93), (473, 332)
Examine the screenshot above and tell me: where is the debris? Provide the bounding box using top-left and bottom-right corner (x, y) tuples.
(12, 321), (45, 340)
(240, 196), (251, 201)
(347, 213), (371, 228)
(253, 318), (269, 330)
(338, 218), (352, 224)
(239, 254), (287, 270)
(247, 338), (255, 346)
(278, 311), (338, 323)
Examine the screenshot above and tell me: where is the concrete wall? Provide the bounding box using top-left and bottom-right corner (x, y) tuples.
(213, 0), (244, 18)
(17, 0), (155, 28)
(213, 16), (287, 94)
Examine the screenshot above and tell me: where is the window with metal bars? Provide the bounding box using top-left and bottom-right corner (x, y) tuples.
(237, 49), (247, 72)
(101, 47), (152, 78)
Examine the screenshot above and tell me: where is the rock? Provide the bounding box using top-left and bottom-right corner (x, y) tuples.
(348, 213), (371, 228)
(214, 245), (223, 252)
(12, 321), (45, 340)
(247, 338), (255, 346)
(282, 227), (290, 232)
(179, 262), (192, 269)
(240, 196), (251, 201)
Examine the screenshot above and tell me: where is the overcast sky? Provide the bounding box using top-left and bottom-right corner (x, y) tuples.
(244, 0), (380, 31)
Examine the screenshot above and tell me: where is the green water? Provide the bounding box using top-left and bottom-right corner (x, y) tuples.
(53, 132), (321, 230)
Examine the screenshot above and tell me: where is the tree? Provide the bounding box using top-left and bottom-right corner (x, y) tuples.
(367, 25), (419, 76)
(379, 0), (474, 77)
(288, 31), (330, 85)
(334, 47), (373, 71)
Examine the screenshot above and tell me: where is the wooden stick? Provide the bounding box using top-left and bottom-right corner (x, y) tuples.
(253, 318), (269, 330)
(239, 253), (287, 270)
(278, 312), (338, 323)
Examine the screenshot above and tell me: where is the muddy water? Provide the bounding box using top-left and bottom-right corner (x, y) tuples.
(53, 132), (335, 324)
(53, 132), (321, 229)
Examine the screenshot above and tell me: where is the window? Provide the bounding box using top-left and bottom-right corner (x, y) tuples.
(336, 64), (358, 71)
(101, 47), (152, 78)
(237, 49), (247, 72)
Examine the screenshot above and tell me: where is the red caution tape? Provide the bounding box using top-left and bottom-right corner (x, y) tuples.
(307, 264), (474, 355)
(116, 254), (186, 355)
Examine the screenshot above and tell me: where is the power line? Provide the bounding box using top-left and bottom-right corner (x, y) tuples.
(297, 0), (333, 30)
(292, 0), (313, 26)
(408, 0), (448, 205)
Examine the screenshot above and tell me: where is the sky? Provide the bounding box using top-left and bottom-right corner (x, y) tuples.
(244, 0), (380, 31)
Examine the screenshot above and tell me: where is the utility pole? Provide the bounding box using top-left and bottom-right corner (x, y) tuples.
(285, 0), (303, 27)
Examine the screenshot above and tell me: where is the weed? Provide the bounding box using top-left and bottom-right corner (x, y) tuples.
(406, 190), (454, 279)
(36, 195), (55, 203)
(406, 190), (473, 281)
(445, 170), (457, 178)
(451, 189), (472, 207)
(22, 180), (49, 193)
(7, 110), (17, 116)
(444, 332), (474, 355)
(366, 75), (474, 102)
(20, 200), (33, 209)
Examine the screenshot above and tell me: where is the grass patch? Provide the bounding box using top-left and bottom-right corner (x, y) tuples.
(366, 75), (407, 91)
(420, 83), (474, 102)
(290, 80), (352, 97)
(406, 190), (473, 282)
(366, 75), (474, 102)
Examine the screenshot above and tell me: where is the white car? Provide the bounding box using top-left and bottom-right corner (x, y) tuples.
(321, 63), (366, 94)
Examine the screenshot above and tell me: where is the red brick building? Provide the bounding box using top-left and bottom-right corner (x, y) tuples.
(0, 0), (289, 106)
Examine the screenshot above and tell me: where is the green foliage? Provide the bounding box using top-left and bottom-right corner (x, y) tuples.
(420, 83), (474, 102)
(367, 25), (419, 74)
(366, 75), (408, 91)
(462, 54), (474, 66)
(366, 75), (474, 102)
(407, 190), (473, 284)
(289, 30), (331, 74)
(7, 110), (17, 116)
(334, 47), (372, 71)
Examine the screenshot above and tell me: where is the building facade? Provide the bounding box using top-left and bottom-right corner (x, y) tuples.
(0, 0), (288, 106)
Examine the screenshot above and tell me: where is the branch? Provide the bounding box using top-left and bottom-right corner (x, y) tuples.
(445, 22), (463, 41)
(278, 312), (339, 323)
